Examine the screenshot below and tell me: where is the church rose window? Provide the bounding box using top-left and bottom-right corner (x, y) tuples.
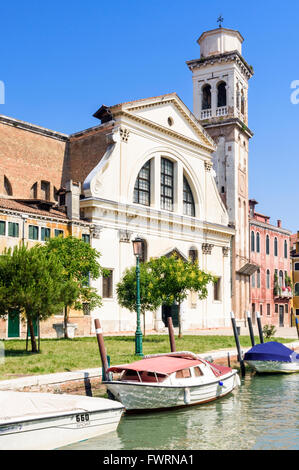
(134, 160), (151, 206)
(160, 158), (174, 211)
(183, 176), (195, 217)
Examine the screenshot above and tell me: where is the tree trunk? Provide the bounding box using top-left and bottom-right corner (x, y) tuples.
(64, 305), (69, 339)
(178, 303), (182, 338)
(27, 316), (38, 353)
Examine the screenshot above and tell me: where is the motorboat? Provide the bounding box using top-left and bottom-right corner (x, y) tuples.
(244, 341), (299, 374)
(0, 391), (124, 450)
(104, 351), (240, 411)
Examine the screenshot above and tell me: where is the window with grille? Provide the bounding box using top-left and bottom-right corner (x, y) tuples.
(134, 160), (151, 206)
(8, 222), (19, 238)
(160, 158), (174, 211)
(28, 225), (39, 240)
(267, 304), (270, 316)
(183, 177), (195, 217)
(102, 270), (113, 298)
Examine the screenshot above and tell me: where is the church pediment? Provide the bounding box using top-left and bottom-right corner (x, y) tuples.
(94, 93), (216, 153)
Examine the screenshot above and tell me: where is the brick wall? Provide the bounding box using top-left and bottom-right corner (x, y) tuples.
(0, 119), (67, 200)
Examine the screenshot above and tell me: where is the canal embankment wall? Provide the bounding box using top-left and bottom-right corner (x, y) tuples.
(1, 341), (298, 396)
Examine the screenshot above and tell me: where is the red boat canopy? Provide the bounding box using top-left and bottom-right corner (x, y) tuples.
(107, 356), (203, 375)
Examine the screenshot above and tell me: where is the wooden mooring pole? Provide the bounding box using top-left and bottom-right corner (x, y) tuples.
(256, 312), (264, 344)
(94, 318), (109, 381)
(167, 315), (176, 352)
(295, 317), (299, 340)
(230, 312), (245, 377)
(246, 311), (255, 347)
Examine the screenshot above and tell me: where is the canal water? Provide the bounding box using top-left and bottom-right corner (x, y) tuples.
(61, 373), (299, 450)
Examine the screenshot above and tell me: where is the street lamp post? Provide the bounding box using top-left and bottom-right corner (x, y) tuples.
(132, 236), (143, 357)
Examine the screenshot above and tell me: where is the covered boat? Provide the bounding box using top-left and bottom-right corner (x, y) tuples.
(0, 391), (124, 450)
(244, 341), (299, 374)
(104, 351), (240, 411)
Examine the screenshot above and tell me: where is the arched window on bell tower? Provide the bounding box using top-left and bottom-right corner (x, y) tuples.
(241, 89), (245, 116)
(217, 81), (227, 108)
(202, 84), (211, 110)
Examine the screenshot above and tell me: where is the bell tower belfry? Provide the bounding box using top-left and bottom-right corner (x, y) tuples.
(187, 26), (254, 324)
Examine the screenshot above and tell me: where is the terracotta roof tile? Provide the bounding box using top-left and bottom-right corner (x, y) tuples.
(0, 198), (68, 220)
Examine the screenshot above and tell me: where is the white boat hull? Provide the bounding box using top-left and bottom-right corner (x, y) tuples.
(0, 392), (124, 450)
(245, 360), (299, 374)
(106, 371), (240, 411)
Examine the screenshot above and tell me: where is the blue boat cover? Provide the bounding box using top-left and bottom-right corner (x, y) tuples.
(244, 341), (299, 363)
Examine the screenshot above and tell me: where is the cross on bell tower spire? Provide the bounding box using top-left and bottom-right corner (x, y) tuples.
(217, 15), (224, 28)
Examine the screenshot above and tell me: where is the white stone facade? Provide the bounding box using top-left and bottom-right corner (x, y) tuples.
(80, 94), (234, 333)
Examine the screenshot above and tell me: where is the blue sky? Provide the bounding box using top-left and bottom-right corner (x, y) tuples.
(0, 0), (298, 232)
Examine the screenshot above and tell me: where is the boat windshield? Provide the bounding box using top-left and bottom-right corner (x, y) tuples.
(120, 369), (167, 383)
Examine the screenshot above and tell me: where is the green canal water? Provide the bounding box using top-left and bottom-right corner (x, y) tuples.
(62, 373), (299, 450)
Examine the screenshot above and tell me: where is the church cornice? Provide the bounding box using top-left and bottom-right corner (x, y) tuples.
(186, 50), (254, 80)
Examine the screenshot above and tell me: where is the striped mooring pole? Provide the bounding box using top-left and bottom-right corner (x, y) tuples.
(230, 312), (245, 376)
(295, 318), (299, 340)
(94, 318), (109, 381)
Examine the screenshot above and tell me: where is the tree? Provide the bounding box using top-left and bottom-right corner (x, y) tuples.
(0, 245), (78, 352)
(147, 255), (215, 337)
(44, 236), (107, 338)
(116, 263), (161, 335)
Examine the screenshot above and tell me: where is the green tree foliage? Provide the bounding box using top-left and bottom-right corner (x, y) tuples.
(147, 256), (215, 337)
(0, 245), (78, 352)
(44, 236), (107, 338)
(116, 263), (161, 335)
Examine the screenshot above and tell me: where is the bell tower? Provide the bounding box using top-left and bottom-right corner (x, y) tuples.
(187, 26), (254, 324)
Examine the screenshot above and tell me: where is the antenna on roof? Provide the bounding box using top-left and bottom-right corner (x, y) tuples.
(217, 15), (224, 28)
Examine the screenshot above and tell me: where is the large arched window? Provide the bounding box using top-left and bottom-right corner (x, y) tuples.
(251, 231), (255, 252)
(217, 81), (227, 107)
(274, 237), (278, 256)
(183, 177), (195, 217)
(266, 234), (270, 255)
(160, 158), (174, 211)
(256, 232), (260, 253)
(202, 84), (211, 110)
(133, 160), (151, 206)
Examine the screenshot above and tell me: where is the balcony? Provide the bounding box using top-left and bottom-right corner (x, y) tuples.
(201, 109), (212, 119)
(201, 107), (228, 120)
(216, 106), (228, 117)
(274, 287), (293, 299)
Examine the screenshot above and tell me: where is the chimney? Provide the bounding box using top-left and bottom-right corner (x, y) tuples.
(277, 220), (282, 228)
(65, 180), (81, 220)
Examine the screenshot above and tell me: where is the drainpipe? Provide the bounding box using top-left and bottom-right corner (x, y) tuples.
(21, 215), (28, 246)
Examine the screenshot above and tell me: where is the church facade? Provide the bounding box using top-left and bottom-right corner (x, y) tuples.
(0, 24), (256, 336)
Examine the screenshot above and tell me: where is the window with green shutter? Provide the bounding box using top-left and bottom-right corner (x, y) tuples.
(82, 234), (90, 244)
(8, 222), (19, 238)
(41, 227), (51, 241)
(29, 225), (39, 240)
(0, 221), (5, 236)
(54, 229), (64, 238)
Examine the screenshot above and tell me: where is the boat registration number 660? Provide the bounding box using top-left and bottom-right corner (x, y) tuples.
(75, 413), (90, 426)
